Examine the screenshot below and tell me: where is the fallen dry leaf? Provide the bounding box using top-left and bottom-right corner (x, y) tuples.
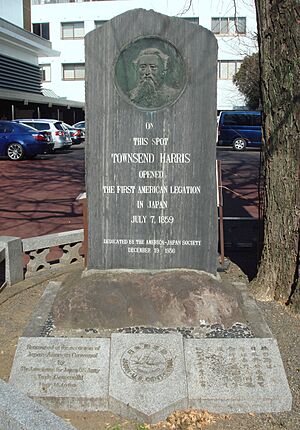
(149, 409), (217, 429)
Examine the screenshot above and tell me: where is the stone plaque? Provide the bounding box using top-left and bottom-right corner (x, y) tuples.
(9, 337), (110, 411)
(85, 9), (218, 273)
(109, 333), (187, 423)
(185, 338), (292, 413)
(115, 37), (186, 110)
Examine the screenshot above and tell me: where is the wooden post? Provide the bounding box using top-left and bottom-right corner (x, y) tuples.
(82, 198), (88, 268)
(76, 192), (88, 268)
(217, 160), (225, 266)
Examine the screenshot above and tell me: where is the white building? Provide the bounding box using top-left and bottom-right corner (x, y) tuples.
(32, 0), (258, 110)
(0, 0), (84, 121)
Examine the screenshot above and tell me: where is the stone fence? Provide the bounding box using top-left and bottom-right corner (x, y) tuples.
(0, 230), (84, 286)
(0, 218), (261, 287)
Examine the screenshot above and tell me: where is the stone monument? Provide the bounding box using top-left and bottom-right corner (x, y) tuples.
(8, 9), (292, 424)
(85, 9), (218, 274)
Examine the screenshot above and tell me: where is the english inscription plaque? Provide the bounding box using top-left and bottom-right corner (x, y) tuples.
(9, 337), (110, 411)
(85, 9), (218, 273)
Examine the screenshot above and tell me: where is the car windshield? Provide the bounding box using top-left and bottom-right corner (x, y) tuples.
(31, 122), (51, 131)
(74, 122), (85, 128)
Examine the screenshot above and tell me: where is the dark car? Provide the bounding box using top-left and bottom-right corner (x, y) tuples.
(217, 111), (262, 150)
(62, 123), (85, 145)
(0, 121), (54, 160)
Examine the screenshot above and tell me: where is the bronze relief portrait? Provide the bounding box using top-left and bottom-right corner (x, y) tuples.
(114, 37), (186, 110)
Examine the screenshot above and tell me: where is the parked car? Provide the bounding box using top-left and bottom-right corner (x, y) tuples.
(62, 123), (85, 145)
(217, 111), (262, 151)
(0, 121), (54, 160)
(72, 121), (85, 132)
(14, 119), (72, 150)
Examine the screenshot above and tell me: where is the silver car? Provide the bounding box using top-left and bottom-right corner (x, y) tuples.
(14, 119), (72, 150)
(73, 121), (85, 132)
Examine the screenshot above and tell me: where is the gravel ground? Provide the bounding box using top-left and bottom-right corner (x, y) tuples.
(0, 267), (299, 430)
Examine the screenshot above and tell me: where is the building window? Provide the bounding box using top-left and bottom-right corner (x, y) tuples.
(62, 63), (85, 80)
(94, 20), (107, 28)
(218, 60), (242, 80)
(181, 17), (199, 24)
(61, 22), (84, 39)
(32, 22), (50, 40)
(211, 17), (246, 35)
(40, 64), (51, 82)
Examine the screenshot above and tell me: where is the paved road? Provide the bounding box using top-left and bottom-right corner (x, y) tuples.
(217, 147), (263, 279)
(217, 147), (263, 219)
(0, 145), (262, 239)
(0, 145), (85, 238)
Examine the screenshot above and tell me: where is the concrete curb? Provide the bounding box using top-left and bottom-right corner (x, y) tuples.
(0, 379), (76, 430)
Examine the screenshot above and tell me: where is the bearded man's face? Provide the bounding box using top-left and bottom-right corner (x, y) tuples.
(137, 54), (164, 90)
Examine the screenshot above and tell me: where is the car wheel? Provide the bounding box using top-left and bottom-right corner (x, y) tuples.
(233, 138), (246, 151)
(7, 142), (25, 160)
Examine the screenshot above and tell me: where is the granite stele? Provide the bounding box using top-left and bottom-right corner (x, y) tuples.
(85, 8), (218, 274)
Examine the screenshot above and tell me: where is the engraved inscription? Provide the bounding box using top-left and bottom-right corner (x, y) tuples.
(121, 343), (174, 383)
(101, 118), (203, 257)
(10, 338), (110, 400)
(22, 343), (102, 393)
(195, 344), (274, 389)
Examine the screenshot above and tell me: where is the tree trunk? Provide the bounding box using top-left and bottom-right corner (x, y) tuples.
(251, 0), (300, 311)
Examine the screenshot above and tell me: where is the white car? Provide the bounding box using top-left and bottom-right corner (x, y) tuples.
(72, 121), (85, 132)
(14, 119), (72, 150)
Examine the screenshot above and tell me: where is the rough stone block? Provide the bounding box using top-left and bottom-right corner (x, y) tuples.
(22, 281), (62, 337)
(0, 378), (76, 430)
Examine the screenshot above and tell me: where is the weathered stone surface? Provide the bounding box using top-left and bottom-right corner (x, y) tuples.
(85, 9), (218, 273)
(23, 281), (62, 337)
(9, 337), (110, 411)
(52, 270), (263, 332)
(185, 338), (292, 413)
(0, 379), (76, 430)
(109, 333), (187, 423)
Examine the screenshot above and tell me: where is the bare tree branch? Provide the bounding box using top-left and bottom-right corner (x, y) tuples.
(233, 0), (239, 34)
(177, 0), (193, 16)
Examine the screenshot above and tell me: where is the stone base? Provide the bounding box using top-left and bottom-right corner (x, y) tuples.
(8, 269), (292, 423)
(9, 335), (292, 422)
(48, 269), (271, 338)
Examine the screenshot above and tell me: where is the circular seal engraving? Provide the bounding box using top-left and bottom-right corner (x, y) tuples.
(114, 37), (187, 110)
(121, 343), (174, 383)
